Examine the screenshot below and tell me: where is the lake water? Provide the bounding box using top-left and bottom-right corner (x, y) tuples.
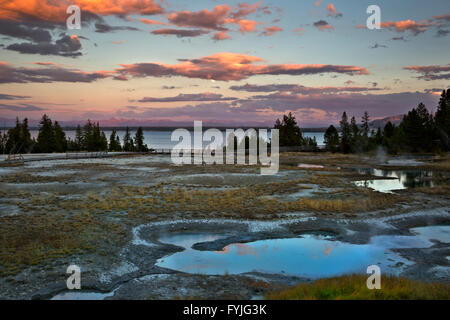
(30, 130), (325, 149)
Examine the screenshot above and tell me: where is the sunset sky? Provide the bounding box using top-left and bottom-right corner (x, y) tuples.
(0, 0), (449, 127)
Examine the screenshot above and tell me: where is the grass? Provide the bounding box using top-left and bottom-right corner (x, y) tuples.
(265, 275), (450, 300)
(0, 209), (129, 276)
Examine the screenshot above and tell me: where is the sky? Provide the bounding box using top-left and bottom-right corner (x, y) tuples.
(0, 0), (449, 127)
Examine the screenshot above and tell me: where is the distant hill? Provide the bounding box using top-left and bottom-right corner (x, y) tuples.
(369, 115), (404, 129)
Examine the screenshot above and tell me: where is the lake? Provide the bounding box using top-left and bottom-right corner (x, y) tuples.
(30, 130), (325, 149)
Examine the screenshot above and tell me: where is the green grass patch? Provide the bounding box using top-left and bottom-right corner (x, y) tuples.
(265, 275), (450, 300)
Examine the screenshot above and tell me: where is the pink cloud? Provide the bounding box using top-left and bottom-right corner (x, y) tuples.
(213, 31), (232, 41)
(404, 64), (450, 80)
(0, 0), (164, 22)
(326, 3), (342, 18)
(167, 5), (231, 31)
(139, 18), (168, 26)
(262, 26), (283, 36)
(114, 52), (369, 81)
(380, 20), (432, 35)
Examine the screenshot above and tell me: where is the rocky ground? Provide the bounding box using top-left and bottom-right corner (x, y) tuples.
(0, 152), (449, 299)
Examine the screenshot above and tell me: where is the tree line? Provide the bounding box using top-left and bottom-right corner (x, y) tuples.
(274, 89), (449, 154)
(0, 114), (149, 154)
(323, 89), (450, 154)
(1, 89), (448, 155)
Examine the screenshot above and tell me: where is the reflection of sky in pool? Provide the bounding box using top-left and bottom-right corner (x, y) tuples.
(155, 229), (443, 278)
(51, 291), (115, 300)
(353, 169), (434, 193)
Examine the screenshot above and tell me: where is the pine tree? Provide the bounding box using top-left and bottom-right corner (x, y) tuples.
(400, 103), (433, 152)
(134, 127), (148, 152)
(5, 118), (23, 153)
(21, 118), (33, 152)
(435, 89), (450, 149)
(123, 127), (134, 151)
(0, 130), (6, 154)
(109, 130), (121, 151)
(115, 134), (122, 151)
(339, 112), (351, 153)
(36, 114), (55, 153)
(274, 112), (303, 147)
(361, 112), (370, 138)
(53, 121), (67, 152)
(324, 125), (340, 152)
(350, 116), (360, 152)
(75, 125), (83, 151)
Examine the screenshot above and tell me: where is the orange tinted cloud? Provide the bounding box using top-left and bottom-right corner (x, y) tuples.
(139, 18), (168, 26)
(0, 0), (163, 22)
(226, 19), (260, 33)
(326, 3), (342, 17)
(262, 26), (283, 36)
(380, 20), (432, 35)
(213, 31), (232, 41)
(115, 52), (369, 81)
(168, 5), (231, 31)
(167, 3), (267, 34)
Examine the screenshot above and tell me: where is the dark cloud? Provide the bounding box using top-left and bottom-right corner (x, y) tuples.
(151, 28), (210, 37)
(404, 64), (450, 81)
(436, 29), (449, 37)
(138, 93), (237, 102)
(370, 43), (388, 49)
(0, 62), (109, 84)
(0, 19), (53, 43)
(6, 35), (82, 57)
(162, 85), (180, 90)
(391, 36), (408, 41)
(0, 93), (31, 100)
(313, 20), (333, 31)
(94, 23), (140, 33)
(229, 83), (381, 94)
(0, 103), (44, 111)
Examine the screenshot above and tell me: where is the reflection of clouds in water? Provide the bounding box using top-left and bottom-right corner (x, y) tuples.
(235, 243), (259, 257)
(323, 245), (333, 256)
(215, 247), (229, 254)
(215, 243), (259, 256)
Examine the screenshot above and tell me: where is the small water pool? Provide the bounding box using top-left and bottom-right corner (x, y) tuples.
(353, 168), (434, 193)
(51, 290), (115, 300)
(156, 227), (449, 278)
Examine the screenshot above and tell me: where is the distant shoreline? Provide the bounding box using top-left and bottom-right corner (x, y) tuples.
(18, 126), (328, 132)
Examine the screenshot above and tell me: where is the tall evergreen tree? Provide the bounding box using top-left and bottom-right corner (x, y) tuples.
(361, 112), (370, 138)
(274, 112), (303, 147)
(400, 103), (433, 152)
(435, 89), (450, 149)
(21, 118), (33, 152)
(339, 112), (351, 153)
(109, 130), (122, 151)
(134, 127), (148, 152)
(75, 124), (83, 151)
(5, 118), (23, 153)
(53, 121), (67, 152)
(36, 114), (55, 153)
(324, 125), (340, 152)
(123, 127), (134, 151)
